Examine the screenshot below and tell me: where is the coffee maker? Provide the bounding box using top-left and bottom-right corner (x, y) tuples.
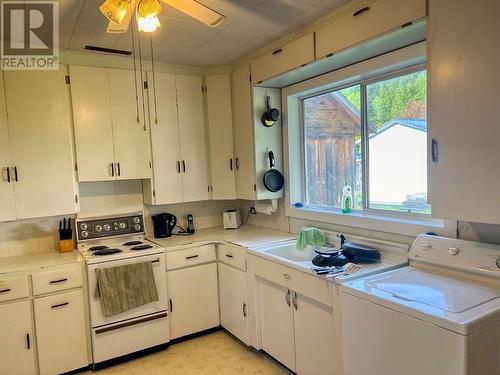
(152, 213), (177, 238)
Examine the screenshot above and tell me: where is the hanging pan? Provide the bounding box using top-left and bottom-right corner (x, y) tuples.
(263, 151), (284, 192)
(261, 96), (280, 127)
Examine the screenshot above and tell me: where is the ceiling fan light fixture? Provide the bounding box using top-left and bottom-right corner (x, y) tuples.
(137, 0), (162, 18)
(137, 15), (161, 32)
(99, 0), (131, 24)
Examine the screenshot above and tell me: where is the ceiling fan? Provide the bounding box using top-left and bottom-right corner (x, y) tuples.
(100, 0), (225, 33)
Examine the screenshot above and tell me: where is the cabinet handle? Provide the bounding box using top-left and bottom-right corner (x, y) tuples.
(0, 288), (11, 293)
(117, 162), (121, 176)
(169, 298), (173, 312)
(431, 139), (439, 162)
(182, 160), (186, 173)
(49, 278), (68, 284)
(225, 254), (234, 259)
(230, 158), (233, 171)
(151, 258), (160, 264)
(51, 302), (69, 309)
(13, 166), (18, 182)
(5, 167), (10, 183)
(272, 48), (283, 55)
(242, 303), (247, 317)
(235, 158), (239, 170)
(186, 254), (199, 260)
(353, 6), (370, 17)
(292, 292), (298, 310)
(26, 333), (30, 350)
(177, 161), (181, 174)
(285, 289), (291, 307)
(110, 162), (115, 177)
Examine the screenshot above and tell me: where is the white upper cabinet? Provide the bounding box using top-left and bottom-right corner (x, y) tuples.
(206, 74), (236, 200)
(0, 72), (16, 222)
(176, 74), (209, 202)
(144, 73), (208, 205)
(251, 33), (315, 84)
(232, 65), (256, 200)
(428, 0), (500, 224)
(108, 68), (151, 180)
(3, 68), (79, 220)
(316, 0), (426, 59)
(70, 65), (150, 182)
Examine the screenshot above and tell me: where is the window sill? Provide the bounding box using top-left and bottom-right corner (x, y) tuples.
(285, 205), (457, 238)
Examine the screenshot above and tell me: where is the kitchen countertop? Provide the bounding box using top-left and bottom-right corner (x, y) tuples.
(0, 251), (83, 275)
(149, 225), (296, 250)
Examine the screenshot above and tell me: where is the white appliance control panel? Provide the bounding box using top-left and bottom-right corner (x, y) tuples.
(409, 234), (500, 278)
(76, 213), (144, 241)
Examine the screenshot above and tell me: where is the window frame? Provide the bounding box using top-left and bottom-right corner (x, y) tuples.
(282, 42), (457, 237)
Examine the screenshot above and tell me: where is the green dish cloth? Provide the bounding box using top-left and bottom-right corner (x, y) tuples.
(296, 227), (326, 250)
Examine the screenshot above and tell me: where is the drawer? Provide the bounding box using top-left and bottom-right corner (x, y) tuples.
(0, 275), (29, 302)
(247, 254), (289, 288)
(165, 244), (216, 271)
(32, 264), (83, 296)
(316, 0), (426, 58)
(218, 244), (246, 271)
(251, 33), (315, 84)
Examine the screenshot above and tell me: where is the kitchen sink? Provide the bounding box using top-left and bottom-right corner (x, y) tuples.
(261, 242), (316, 262)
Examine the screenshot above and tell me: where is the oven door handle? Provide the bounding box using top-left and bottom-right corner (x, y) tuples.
(95, 312), (168, 335)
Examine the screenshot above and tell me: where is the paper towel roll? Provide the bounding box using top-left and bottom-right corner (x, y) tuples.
(254, 199), (278, 215)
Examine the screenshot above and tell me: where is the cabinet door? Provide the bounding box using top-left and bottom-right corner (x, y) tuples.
(70, 65), (116, 182)
(176, 74), (209, 202)
(34, 289), (88, 375)
(258, 278), (295, 371)
(0, 72), (16, 222)
(167, 262), (219, 339)
(293, 292), (336, 375)
(231, 65), (256, 200)
(316, 0), (426, 59)
(0, 300), (36, 375)
(218, 262), (249, 344)
(206, 74), (236, 200)
(428, 0), (500, 223)
(4, 68), (78, 219)
(109, 68), (151, 180)
(146, 71), (183, 204)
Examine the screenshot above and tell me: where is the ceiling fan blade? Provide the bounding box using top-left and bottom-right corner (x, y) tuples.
(106, 6), (133, 33)
(161, 0), (225, 27)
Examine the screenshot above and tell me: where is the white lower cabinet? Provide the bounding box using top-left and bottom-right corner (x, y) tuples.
(218, 262), (249, 344)
(167, 262), (219, 339)
(0, 300), (36, 375)
(34, 289), (88, 375)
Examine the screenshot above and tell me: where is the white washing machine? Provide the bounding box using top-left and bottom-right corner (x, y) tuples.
(340, 234), (500, 375)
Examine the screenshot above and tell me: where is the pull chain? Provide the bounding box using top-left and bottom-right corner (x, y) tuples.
(150, 36), (158, 125)
(137, 31), (147, 131)
(130, 21), (140, 123)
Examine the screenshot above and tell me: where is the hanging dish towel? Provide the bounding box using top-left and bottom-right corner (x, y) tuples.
(95, 261), (158, 317)
(296, 227), (326, 250)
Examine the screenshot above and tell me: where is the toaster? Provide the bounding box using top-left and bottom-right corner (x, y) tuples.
(223, 210), (242, 229)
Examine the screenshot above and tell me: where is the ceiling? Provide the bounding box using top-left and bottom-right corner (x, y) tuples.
(56, 0), (349, 67)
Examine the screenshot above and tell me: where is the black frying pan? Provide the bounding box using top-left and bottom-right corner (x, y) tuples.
(263, 151), (284, 192)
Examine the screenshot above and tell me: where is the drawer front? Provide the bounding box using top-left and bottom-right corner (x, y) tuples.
(32, 264), (83, 296)
(287, 268), (333, 307)
(247, 254), (289, 288)
(165, 244), (216, 271)
(251, 33), (315, 84)
(218, 244), (246, 271)
(0, 275), (29, 302)
(316, 0), (426, 58)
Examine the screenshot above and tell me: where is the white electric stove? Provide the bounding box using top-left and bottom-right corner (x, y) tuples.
(76, 213), (169, 367)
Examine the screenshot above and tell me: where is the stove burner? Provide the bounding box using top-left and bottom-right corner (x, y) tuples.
(93, 248), (122, 256)
(131, 244), (153, 251)
(89, 245), (109, 251)
(123, 241), (143, 246)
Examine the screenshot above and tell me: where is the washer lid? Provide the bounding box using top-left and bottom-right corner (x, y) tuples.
(367, 269), (500, 313)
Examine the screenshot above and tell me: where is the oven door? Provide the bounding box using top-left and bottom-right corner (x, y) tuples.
(87, 252), (168, 327)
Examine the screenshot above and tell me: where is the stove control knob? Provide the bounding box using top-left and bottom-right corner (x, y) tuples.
(95, 225), (103, 232)
(496, 256), (500, 270)
(113, 223), (119, 231)
(80, 223), (88, 230)
(134, 224), (141, 231)
(449, 247), (459, 255)
(119, 222), (127, 229)
(81, 231), (89, 238)
(133, 217), (141, 224)
(103, 224), (111, 231)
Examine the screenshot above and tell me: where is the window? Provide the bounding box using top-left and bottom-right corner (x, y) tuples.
(301, 68), (429, 215)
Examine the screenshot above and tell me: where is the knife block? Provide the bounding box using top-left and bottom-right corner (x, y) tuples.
(59, 239), (73, 253)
